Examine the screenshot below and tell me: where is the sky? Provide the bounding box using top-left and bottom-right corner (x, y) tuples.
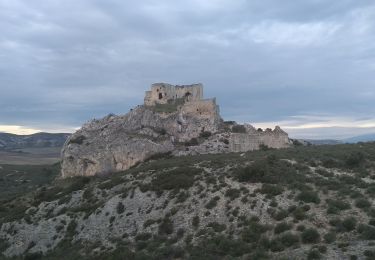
(1, 0), (375, 139)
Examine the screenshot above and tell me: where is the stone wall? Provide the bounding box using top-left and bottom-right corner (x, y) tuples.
(229, 126), (290, 152)
(144, 83), (203, 106)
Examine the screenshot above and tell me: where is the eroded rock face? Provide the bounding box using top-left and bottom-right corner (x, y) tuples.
(61, 104), (221, 177)
(61, 83), (290, 177)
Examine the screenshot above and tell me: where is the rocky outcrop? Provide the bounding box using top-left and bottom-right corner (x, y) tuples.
(61, 83), (290, 177)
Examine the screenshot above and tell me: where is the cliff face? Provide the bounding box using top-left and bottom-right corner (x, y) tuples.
(61, 103), (222, 178)
(61, 84), (290, 178)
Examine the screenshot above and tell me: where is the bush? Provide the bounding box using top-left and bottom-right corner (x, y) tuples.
(241, 219), (269, 243)
(301, 228), (320, 244)
(232, 125), (247, 133)
(225, 188), (241, 200)
(269, 238), (285, 252)
(361, 225), (375, 240)
(274, 222), (293, 234)
(151, 167), (200, 192)
(326, 199), (351, 214)
(342, 217), (357, 232)
(345, 152), (365, 167)
(279, 232), (299, 247)
(205, 196), (220, 209)
(66, 220), (77, 237)
(116, 202), (125, 214)
(192, 216), (200, 229)
(293, 207), (307, 221)
(199, 131), (212, 138)
(69, 135), (86, 145)
(260, 184), (284, 196)
(324, 232), (336, 243)
(207, 222), (226, 232)
(159, 217), (174, 235)
(307, 249), (322, 260)
(355, 198), (371, 209)
(184, 138), (199, 146)
(296, 190), (320, 204)
(135, 233), (152, 241)
(273, 209), (289, 221)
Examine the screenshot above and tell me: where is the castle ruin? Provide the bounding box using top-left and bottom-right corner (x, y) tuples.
(61, 83), (291, 177)
(144, 83), (203, 106)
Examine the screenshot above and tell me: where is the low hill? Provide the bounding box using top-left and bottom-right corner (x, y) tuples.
(344, 134), (375, 144)
(0, 132), (70, 150)
(1, 143), (375, 259)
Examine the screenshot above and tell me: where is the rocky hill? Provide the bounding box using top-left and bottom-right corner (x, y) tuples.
(1, 143), (375, 259)
(0, 132), (70, 150)
(62, 83), (290, 178)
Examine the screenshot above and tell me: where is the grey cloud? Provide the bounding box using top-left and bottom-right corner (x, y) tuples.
(0, 0), (375, 138)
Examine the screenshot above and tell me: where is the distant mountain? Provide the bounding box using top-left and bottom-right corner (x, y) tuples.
(294, 139), (342, 146)
(0, 132), (70, 150)
(343, 133), (375, 143)
(304, 139), (342, 145)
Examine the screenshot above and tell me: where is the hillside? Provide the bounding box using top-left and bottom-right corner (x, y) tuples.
(1, 143), (375, 259)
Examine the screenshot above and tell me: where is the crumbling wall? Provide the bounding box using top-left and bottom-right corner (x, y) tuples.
(229, 126), (290, 152)
(144, 83), (203, 106)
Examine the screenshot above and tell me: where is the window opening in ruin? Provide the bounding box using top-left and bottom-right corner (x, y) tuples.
(185, 92), (191, 97)
(159, 93), (163, 99)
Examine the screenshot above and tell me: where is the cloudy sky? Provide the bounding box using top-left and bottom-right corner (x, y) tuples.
(1, 0), (375, 139)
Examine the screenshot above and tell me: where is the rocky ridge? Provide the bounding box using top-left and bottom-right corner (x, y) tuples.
(61, 83), (290, 178)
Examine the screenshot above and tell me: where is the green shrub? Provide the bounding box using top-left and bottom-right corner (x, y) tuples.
(205, 196), (220, 209)
(241, 219), (269, 243)
(269, 239), (285, 252)
(324, 232), (336, 243)
(225, 188), (241, 200)
(355, 198), (371, 209)
(0, 238), (10, 253)
(326, 199), (351, 214)
(199, 131), (212, 138)
(293, 207), (307, 221)
(151, 167), (200, 192)
(68, 135), (86, 145)
(301, 228), (320, 244)
(307, 248), (322, 260)
(159, 217), (174, 235)
(66, 219), (77, 237)
(232, 125), (247, 133)
(143, 219), (157, 228)
(116, 202), (125, 214)
(296, 190), (320, 204)
(207, 222), (226, 232)
(345, 152), (365, 167)
(274, 222), (293, 234)
(342, 217), (357, 232)
(297, 225), (306, 232)
(192, 216), (200, 229)
(273, 209), (289, 221)
(235, 158), (300, 185)
(361, 225), (375, 240)
(135, 233), (152, 241)
(260, 184), (284, 196)
(279, 232), (299, 247)
(184, 138), (199, 146)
